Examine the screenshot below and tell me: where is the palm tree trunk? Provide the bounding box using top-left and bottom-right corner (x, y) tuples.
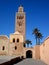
(36, 36), (37, 45)
(27, 44), (29, 47)
(38, 38), (40, 45)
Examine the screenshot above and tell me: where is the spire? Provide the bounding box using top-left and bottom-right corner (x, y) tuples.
(18, 5), (24, 12)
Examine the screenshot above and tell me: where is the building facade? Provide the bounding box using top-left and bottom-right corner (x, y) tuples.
(0, 6), (49, 65)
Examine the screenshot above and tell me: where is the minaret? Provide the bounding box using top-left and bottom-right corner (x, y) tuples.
(15, 6), (26, 40)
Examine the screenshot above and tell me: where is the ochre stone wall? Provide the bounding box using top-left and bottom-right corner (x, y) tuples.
(9, 32), (24, 56)
(0, 36), (9, 55)
(15, 6), (26, 40)
(34, 45), (40, 59)
(40, 37), (49, 65)
(23, 47), (35, 59)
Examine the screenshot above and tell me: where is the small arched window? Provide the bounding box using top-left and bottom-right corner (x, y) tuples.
(2, 46), (5, 50)
(13, 38), (15, 43)
(17, 38), (19, 43)
(23, 44), (26, 47)
(15, 46), (17, 50)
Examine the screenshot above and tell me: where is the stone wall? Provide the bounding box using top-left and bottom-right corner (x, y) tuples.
(0, 36), (9, 55)
(9, 32), (24, 56)
(40, 37), (49, 65)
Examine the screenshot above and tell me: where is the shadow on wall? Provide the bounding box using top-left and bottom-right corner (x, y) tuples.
(0, 56), (24, 65)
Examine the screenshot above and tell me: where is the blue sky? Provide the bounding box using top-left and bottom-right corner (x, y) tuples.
(0, 0), (49, 46)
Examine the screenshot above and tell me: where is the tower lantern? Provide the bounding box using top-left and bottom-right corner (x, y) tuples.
(18, 6), (24, 12)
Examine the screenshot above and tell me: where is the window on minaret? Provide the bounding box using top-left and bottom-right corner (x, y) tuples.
(17, 38), (19, 43)
(2, 46), (5, 50)
(19, 21), (22, 26)
(13, 38), (15, 43)
(15, 46), (17, 50)
(17, 15), (24, 19)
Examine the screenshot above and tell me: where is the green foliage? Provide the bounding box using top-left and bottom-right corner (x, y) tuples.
(32, 28), (43, 45)
(24, 40), (32, 47)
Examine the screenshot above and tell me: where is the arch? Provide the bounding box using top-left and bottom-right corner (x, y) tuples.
(23, 43), (26, 47)
(13, 38), (15, 43)
(26, 50), (32, 58)
(17, 38), (19, 43)
(2, 46), (5, 50)
(15, 46), (17, 50)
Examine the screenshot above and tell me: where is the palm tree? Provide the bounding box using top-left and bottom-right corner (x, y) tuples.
(24, 40), (32, 47)
(32, 28), (43, 45)
(32, 28), (39, 45)
(37, 32), (43, 45)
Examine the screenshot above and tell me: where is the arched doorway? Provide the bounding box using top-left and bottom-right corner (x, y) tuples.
(26, 50), (32, 58)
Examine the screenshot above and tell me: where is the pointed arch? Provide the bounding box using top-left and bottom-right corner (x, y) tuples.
(26, 50), (32, 58)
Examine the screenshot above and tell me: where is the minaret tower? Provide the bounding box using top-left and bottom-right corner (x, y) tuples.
(15, 6), (26, 40)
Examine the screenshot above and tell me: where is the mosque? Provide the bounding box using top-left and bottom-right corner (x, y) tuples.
(0, 6), (49, 65)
